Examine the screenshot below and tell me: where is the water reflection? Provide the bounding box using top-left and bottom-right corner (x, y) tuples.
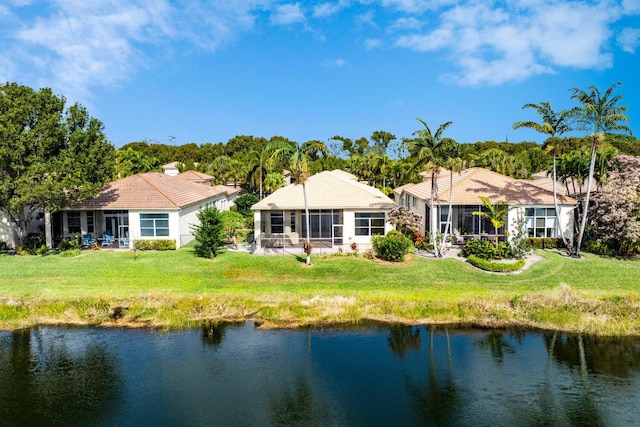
(0, 328), (122, 426)
(0, 324), (638, 426)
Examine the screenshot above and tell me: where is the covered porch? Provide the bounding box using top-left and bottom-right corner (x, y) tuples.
(51, 209), (131, 249)
(255, 209), (345, 249)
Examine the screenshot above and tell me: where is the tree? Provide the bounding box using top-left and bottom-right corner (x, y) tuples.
(267, 139), (328, 265)
(387, 206), (423, 236)
(115, 148), (159, 177)
(570, 82), (632, 256)
(263, 172), (285, 195)
(192, 206), (224, 258)
(0, 83), (115, 245)
(513, 102), (572, 245)
(472, 196), (509, 246)
(407, 118), (456, 257)
(219, 210), (246, 249)
(370, 130), (396, 156)
(589, 155), (640, 255)
(234, 194), (259, 218)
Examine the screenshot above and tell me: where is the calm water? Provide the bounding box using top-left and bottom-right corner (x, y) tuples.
(0, 323), (639, 427)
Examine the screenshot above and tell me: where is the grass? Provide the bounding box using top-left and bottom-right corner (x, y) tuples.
(0, 248), (639, 335)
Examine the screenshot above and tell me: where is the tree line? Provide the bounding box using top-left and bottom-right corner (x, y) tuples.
(1, 81), (638, 254)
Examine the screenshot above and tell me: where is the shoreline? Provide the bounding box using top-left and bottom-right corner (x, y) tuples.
(2, 289), (638, 337)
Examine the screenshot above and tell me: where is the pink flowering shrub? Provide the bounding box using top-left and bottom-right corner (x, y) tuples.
(387, 206), (423, 236)
(589, 155), (640, 255)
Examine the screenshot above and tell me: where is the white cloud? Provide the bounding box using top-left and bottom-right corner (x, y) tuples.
(313, 0), (350, 18)
(364, 38), (382, 50)
(389, 16), (424, 32)
(2, 0), (275, 101)
(618, 27), (640, 53)
(321, 58), (346, 68)
(381, 0), (456, 13)
(394, 1), (622, 86)
(270, 3), (306, 25)
(622, 0), (640, 14)
(14, 0), (174, 99)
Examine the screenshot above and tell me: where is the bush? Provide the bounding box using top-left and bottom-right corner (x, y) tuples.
(133, 239), (177, 251)
(192, 206), (224, 258)
(525, 237), (562, 250)
(234, 194), (259, 218)
(466, 255), (526, 272)
(16, 245), (48, 256)
(583, 239), (616, 256)
(372, 230), (411, 262)
(460, 239), (513, 260)
(58, 234), (81, 251)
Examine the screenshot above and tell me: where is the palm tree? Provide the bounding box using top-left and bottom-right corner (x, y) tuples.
(407, 118), (455, 257)
(266, 140), (328, 265)
(472, 196), (509, 246)
(438, 152), (463, 256)
(570, 82), (631, 256)
(246, 144), (276, 199)
(513, 102), (572, 246)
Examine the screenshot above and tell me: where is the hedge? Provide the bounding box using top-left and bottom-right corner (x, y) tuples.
(133, 239), (177, 251)
(466, 254), (526, 272)
(525, 237), (562, 249)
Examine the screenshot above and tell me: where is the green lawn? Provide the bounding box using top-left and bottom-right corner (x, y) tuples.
(0, 248), (638, 335)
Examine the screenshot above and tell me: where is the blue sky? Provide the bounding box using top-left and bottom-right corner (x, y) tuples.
(1, 0), (638, 149)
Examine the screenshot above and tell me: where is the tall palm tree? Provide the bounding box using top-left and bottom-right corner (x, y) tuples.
(266, 140), (328, 265)
(570, 82), (631, 256)
(437, 151), (463, 256)
(513, 102), (572, 246)
(407, 118), (455, 257)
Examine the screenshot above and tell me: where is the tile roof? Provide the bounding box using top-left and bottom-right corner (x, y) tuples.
(176, 170), (215, 182)
(401, 168), (577, 205)
(252, 170), (396, 210)
(69, 172), (234, 210)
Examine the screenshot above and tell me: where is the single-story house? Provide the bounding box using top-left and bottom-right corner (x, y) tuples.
(47, 172), (242, 249)
(393, 167), (577, 243)
(251, 169), (396, 252)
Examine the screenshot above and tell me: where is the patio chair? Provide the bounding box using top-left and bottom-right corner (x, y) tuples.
(101, 232), (115, 247)
(82, 233), (96, 247)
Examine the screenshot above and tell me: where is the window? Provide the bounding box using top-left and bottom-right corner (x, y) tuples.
(140, 213), (170, 237)
(301, 210), (342, 239)
(525, 208), (557, 238)
(412, 196), (417, 207)
(270, 211), (284, 234)
(355, 212), (385, 236)
(67, 211), (81, 234)
(86, 211), (95, 233)
(290, 212), (296, 233)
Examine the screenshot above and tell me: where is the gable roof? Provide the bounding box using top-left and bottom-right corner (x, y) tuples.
(69, 172), (234, 210)
(399, 167), (577, 205)
(252, 170), (395, 210)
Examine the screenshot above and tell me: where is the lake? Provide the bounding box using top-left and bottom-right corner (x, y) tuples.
(1, 323), (639, 426)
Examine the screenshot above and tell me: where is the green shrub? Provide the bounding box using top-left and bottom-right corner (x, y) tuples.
(192, 206), (224, 258)
(16, 245), (48, 256)
(372, 230), (411, 262)
(460, 239), (513, 260)
(133, 239), (176, 251)
(583, 239), (616, 256)
(59, 249), (81, 258)
(467, 255), (526, 272)
(525, 237), (561, 249)
(58, 234), (81, 251)
(0, 241), (6, 251)
(234, 194), (259, 218)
